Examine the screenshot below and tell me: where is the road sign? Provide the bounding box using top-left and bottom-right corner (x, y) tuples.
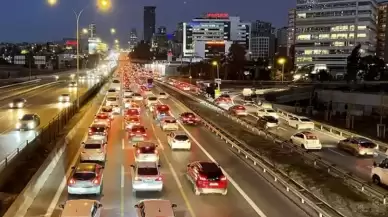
(215, 78), (221, 84)
(14, 56), (25, 65)
(34, 56), (46, 64)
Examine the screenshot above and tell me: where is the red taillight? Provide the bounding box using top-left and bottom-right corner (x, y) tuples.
(220, 176), (227, 181)
(154, 150), (158, 154)
(198, 175), (207, 181)
(88, 128), (92, 133)
(93, 177), (101, 185)
(68, 178), (76, 185)
(155, 176), (162, 181)
(142, 133), (147, 136)
(136, 149), (141, 154)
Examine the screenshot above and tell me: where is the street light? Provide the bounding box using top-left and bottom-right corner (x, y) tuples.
(114, 39), (119, 44)
(82, 28), (88, 34)
(110, 28), (116, 34)
(47, 0), (111, 109)
(212, 61), (220, 90)
(277, 58), (286, 83)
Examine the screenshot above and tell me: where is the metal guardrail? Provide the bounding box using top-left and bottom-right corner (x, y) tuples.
(158, 82), (346, 217)
(158, 81), (388, 206)
(0, 69), (115, 174)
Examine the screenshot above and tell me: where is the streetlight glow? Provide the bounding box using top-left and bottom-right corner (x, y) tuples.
(212, 61), (218, 66)
(115, 39), (119, 44)
(47, 0), (58, 6)
(97, 0), (111, 11)
(278, 58), (286, 65)
(82, 28), (88, 34)
(110, 28), (116, 34)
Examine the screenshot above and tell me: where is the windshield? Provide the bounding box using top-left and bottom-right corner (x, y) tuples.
(133, 93), (141, 96)
(220, 94), (230, 98)
(84, 143), (101, 149)
(21, 115), (34, 120)
(306, 135), (317, 140)
(127, 110), (139, 115)
(137, 167), (158, 176)
(300, 118), (311, 122)
(128, 117), (139, 122)
(139, 146), (155, 153)
(90, 126), (106, 132)
(175, 135), (188, 141)
(159, 93), (165, 95)
(264, 116), (278, 122)
(359, 142), (377, 148)
(266, 109), (275, 113)
(102, 107), (112, 112)
(96, 114), (108, 119)
(112, 80), (120, 83)
(132, 127), (145, 133)
(13, 98), (24, 102)
(108, 89), (116, 92)
(73, 172), (96, 180)
(107, 97), (117, 101)
(148, 97), (157, 101)
(164, 119), (176, 123)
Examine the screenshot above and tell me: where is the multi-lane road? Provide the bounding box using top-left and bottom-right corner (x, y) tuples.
(0, 76), (99, 163)
(19, 79), (312, 217)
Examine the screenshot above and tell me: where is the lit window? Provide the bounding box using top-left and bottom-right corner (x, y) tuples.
(358, 26), (367, 30)
(297, 13), (306, 18)
(357, 33), (367, 38)
(297, 34), (311, 40)
(319, 34), (330, 39)
(333, 41), (345, 46)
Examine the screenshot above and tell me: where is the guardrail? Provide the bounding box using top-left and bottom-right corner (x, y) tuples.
(158, 80), (388, 206)
(0, 79), (41, 89)
(158, 82), (346, 217)
(0, 69), (115, 175)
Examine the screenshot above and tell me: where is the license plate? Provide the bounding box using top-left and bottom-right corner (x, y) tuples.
(79, 188), (86, 192)
(209, 183), (218, 186)
(143, 179), (152, 182)
(188, 121), (193, 123)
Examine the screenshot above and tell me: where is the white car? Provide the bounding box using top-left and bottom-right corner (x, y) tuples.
(257, 108), (278, 119)
(158, 92), (168, 99)
(290, 132), (322, 150)
(59, 199), (102, 217)
(134, 142), (159, 164)
(106, 88), (118, 97)
(67, 163), (104, 195)
(167, 131), (191, 150)
(145, 96), (158, 107)
(111, 79), (120, 90)
(160, 117), (179, 131)
(131, 162), (163, 192)
(288, 116), (315, 130)
(58, 93), (71, 102)
(372, 158), (388, 185)
(88, 124), (109, 142)
(105, 96), (119, 107)
(80, 139), (106, 162)
(132, 93), (143, 101)
(134, 200), (177, 217)
(123, 89), (133, 97)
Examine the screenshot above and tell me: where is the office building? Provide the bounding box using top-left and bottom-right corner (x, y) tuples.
(88, 23), (96, 38)
(129, 28), (138, 52)
(250, 20), (275, 61)
(294, 0), (377, 73)
(158, 26), (167, 34)
(378, 1), (388, 61)
(182, 13), (251, 58)
(287, 9), (296, 61)
(277, 27), (288, 56)
(152, 26), (168, 53)
(143, 6), (156, 43)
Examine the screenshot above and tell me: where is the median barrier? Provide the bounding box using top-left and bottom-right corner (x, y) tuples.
(0, 79), (41, 89)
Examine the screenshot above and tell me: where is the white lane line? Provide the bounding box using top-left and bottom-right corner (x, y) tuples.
(121, 164), (125, 188)
(166, 97), (268, 217)
(328, 148), (346, 157)
(122, 138), (125, 150)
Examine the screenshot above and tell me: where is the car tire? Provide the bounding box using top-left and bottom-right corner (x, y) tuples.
(372, 175), (381, 185)
(194, 186), (201, 195)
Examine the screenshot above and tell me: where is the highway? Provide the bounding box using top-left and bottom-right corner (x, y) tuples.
(19, 82), (311, 217)
(0, 78), (99, 162)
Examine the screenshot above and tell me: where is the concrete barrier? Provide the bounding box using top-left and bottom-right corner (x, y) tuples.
(0, 79), (41, 89)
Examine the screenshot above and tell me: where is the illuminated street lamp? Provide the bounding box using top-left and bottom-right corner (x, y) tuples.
(110, 28), (116, 34)
(277, 58), (286, 83)
(212, 61), (220, 90)
(47, 0), (111, 109)
(82, 28), (88, 34)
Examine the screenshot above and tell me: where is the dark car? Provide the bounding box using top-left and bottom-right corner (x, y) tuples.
(257, 115), (279, 129)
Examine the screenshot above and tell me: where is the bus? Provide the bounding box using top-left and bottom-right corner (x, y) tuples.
(146, 78), (154, 88)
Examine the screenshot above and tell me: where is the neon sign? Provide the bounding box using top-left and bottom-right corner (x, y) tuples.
(206, 41), (225, 45)
(206, 13), (229, 19)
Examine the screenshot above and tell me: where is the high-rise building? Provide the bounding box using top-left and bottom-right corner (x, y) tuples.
(88, 23), (96, 38)
(277, 27), (288, 56)
(152, 26), (168, 53)
(143, 6), (156, 43)
(182, 13), (250, 58)
(158, 26), (167, 34)
(129, 28), (138, 52)
(294, 0), (377, 73)
(250, 20), (275, 61)
(378, 1), (388, 62)
(287, 9), (296, 64)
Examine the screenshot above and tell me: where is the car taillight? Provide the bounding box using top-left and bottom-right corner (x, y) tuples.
(68, 178), (76, 185)
(88, 128), (92, 133)
(92, 177), (101, 185)
(154, 150), (158, 154)
(142, 133), (147, 136)
(220, 176), (227, 181)
(134, 176), (141, 181)
(155, 176), (162, 181)
(136, 149), (141, 154)
(198, 175), (207, 181)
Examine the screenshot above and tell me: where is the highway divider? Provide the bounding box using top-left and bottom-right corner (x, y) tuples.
(0, 79), (41, 89)
(157, 81), (346, 217)
(0, 80), (61, 102)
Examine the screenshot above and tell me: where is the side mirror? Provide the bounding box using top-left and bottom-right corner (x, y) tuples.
(71, 166), (76, 170)
(59, 204), (65, 209)
(158, 164), (161, 167)
(134, 204), (139, 208)
(172, 204), (177, 208)
(98, 204), (103, 208)
(187, 164), (190, 167)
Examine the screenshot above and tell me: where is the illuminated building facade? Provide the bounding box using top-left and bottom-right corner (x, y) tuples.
(295, 0), (377, 73)
(129, 28), (138, 52)
(194, 41), (232, 58)
(88, 24), (97, 38)
(182, 13), (251, 58)
(378, 1), (388, 61)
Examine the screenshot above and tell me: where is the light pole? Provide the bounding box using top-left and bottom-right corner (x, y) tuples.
(212, 61), (220, 90)
(277, 58), (286, 83)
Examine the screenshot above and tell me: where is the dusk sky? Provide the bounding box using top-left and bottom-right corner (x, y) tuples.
(0, 0), (294, 45)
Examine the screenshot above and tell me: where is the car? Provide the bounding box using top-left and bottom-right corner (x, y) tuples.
(186, 161), (228, 195)
(371, 158), (388, 185)
(107, 88), (118, 97)
(149, 103), (160, 112)
(94, 113), (111, 127)
(125, 116), (141, 130)
(167, 131), (191, 150)
(132, 93), (143, 101)
(290, 132), (322, 150)
(124, 99), (133, 109)
(111, 79), (120, 90)
(218, 94), (231, 102)
(179, 112), (200, 125)
(80, 139), (106, 162)
(337, 137), (378, 156)
(129, 125), (147, 142)
(105, 96), (119, 107)
(256, 108), (278, 119)
(134, 141), (159, 163)
(134, 200), (177, 217)
(153, 104), (170, 120)
(256, 115), (279, 129)
(288, 116), (314, 130)
(228, 105), (248, 116)
(100, 106), (114, 119)
(16, 114), (40, 130)
(9, 98), (27, 108)
(67, 163), (104, 195)
(58, 93), (71, 102)
(88, 123), (109, 142)
(125, 108), (140, 118)
(158, 92), (168, 99)
(123, 95), (133, 101)
(145, 96), (158, 107)
(123, 89), (133, 97)
(59, 199), (103, 217)
(160, 116), (179, 131)
(131, 162), (163, 192)
(180, 84), (190, 91)
(68, 81), (77, 87)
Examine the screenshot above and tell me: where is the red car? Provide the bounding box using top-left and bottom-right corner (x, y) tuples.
(129, 125), (147, 142)
(94, 113), (111, 127)
(186, 161), (228, 195)
(125, 116), (140, 130)
(125, 108), (140, 118)
(228, 105), (248, 116)
(179, 112), (200, 125)
(100, 106), (114, 120)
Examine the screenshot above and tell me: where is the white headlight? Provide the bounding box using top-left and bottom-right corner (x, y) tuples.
(9, 103), (13, 107)
(59, 96), (63, 101)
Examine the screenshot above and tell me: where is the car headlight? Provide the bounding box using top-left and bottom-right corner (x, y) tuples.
(17, 103), (23, 107)
(9, 103), (13, 107)
(16, 123), (21, 128)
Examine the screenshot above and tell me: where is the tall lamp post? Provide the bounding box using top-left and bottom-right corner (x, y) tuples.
(47, 0), (111, 109)
(212, 61), (220, 90)
(277, 58), (286, 83)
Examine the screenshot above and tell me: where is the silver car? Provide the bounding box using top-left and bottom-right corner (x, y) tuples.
(88, 124), (109, 142)
(80, 139), (106, 162)
(134, 142), (159, 164)
(67, 163), (104, 195)
(337, 137), (378, 156)
(58, 93), (71, 102)
(131, 162), (163, 192)
(16, 114), (40, 130)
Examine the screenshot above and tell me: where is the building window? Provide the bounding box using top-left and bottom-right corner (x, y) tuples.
(297, 34), (311, 40)
(357, 33), (367, 38)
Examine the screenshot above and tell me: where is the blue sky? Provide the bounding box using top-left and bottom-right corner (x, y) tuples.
(0, 0), (294, 45)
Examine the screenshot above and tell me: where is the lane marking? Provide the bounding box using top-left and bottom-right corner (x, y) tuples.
(328, 148), (346, 157)
(120, 164), (125, 217)
(122, 138), (125, 150)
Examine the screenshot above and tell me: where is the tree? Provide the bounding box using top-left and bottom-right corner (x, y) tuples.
(226, 42), (246, 80)
(129, 40), (153, 60)
(317, 69), (332, 81)
(359, 55), (386, 81)
(346, 44), (361, 82)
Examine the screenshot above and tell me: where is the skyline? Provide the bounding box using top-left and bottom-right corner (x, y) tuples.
(0, 0), (294, 44)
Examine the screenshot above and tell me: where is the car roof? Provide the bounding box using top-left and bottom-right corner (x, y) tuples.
(83, 139), (104, 144)
(141, 199), (174, 216)
(75, 163), (96, 172)
(137, 161), (158, 168)
(172, 131), (186, 136)
(90, 123), (107, 128)
(136, 141), (156, 148)
(62, 199), (97, 216)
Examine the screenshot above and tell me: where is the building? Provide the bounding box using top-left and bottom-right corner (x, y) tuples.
(182, 13), (251, 58)
(378, 1), (388, 62)
(194, 41), (232, 59)
(158, 26), (167, 34)
(88, 24), (96, 38)
(250, 20), (275, 61)
(143, 6), (156, 43)
(294, 0), (377, 74)
(129, 28), (138, 52)
(152, 26), (168, 53)
(287, 9), (296, 62)
(276, 27), (288, 56)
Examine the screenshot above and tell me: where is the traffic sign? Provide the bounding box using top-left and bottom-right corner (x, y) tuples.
(215, 78), (221, 84)
(14, 56), (25, 65)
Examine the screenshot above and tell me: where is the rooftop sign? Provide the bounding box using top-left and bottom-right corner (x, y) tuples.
(205, 13), (229, 19)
